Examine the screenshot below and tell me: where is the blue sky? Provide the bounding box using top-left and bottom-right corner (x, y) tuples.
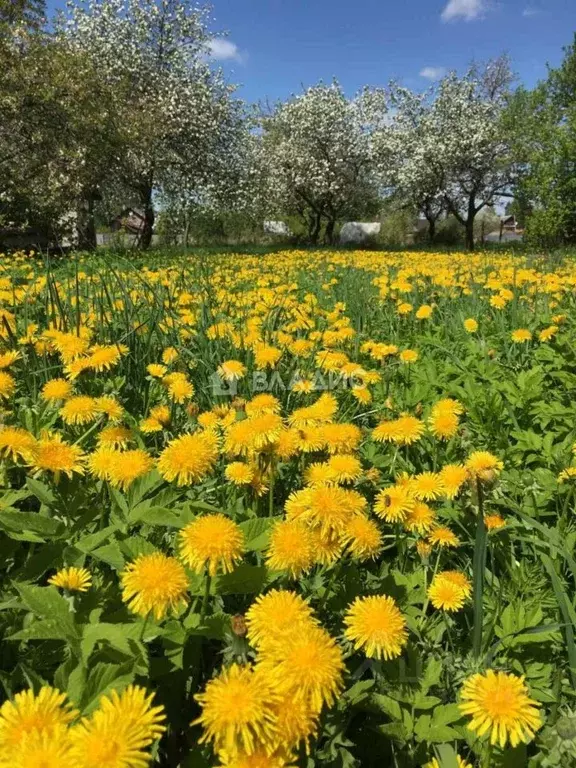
(47, 0), (575, 103)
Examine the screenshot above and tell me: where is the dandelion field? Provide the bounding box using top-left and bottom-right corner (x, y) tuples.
(1, 248), (576, 767)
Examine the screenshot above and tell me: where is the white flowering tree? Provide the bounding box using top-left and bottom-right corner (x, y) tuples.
(62, 0), (246, 248)
(260, 82), (386, 244)
(373, 85), (445, 242)
(376, 58), (515, 250)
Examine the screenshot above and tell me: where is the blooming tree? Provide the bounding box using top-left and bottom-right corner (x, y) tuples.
(62, 0), (246, 248)
(375, 58), (515, 249)
(260, 82), (386, 244)
(373, 85), (445, 242)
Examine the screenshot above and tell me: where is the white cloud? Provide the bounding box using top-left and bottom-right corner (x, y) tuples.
(206, 37), (244, 63)
(441, 0), (486, 22)
(420, 66), (447, 80)
(522, 7), (539, 16)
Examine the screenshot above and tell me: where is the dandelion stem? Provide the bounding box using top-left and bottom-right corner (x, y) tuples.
(200, 572), (212, 622)
(472, 479), (487, 658)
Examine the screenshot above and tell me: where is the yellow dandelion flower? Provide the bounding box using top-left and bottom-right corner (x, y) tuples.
(511, 329), (532, 343)
(257, 624), (345, 711)
(326, 454), (363, 484)
(33, 434), (85, 478)
(373, 415), (425, 446)
(319, 423), (362, 454)
(225, 462), (255, 485)
(179, 514), (245, 576)
(86, 446), (117, 481)
(440, 570), (472, 597)
(162, 347), (178, 365)
(163, 372), (194, 403)
(428, 409), (459, 440)
(265, 519), (314, 577)
(194, 664), (278, 756)
(270, 691), (318, 756)
(218, 360), (247, 382)
(399, 349), (418, 364)
(410, 472), (444, 501)
(459, 670), (541, 748)
(60, 396), (100, 426)
(245, 589), (316, 650)
(539, 325), (558, 342)
(0, 686), (77, 748)
(147, 363), (167, 378)
(253, 343), (282, 371)
(120, 552), (188, 620)
(416, 304), (433, 320)
(0, 350), (19, 369)
(5, 726), (75, 768)
(352, 385), (372, 404)
(41, 378), (73, 402)
(108, 449), (154, 490)
(439, 464), (468, 499)
(69, 685), (165, 768)
(404, 502), (436, 534)
(245, 394), (281, 417)
(0, 371), (16, 399)
(0, 426), (37, 462)
(86, 344), (124, 372)
(464, 318), (478, 333)
(140, 417), (163, 433)
(344, 595), (408, 660)
(374, 485), (414, 523)
(428, 573), (467, 611)
(157, 432), (219, 486)
(485, 513), (506, 531)
(428, 526), (460, 548)
(97, 425), (132, 449)
(95, 396), (124, 422)
(466, 451), (503, 482)
(48, 567), (92, 592)
(341, 515), (383, 560)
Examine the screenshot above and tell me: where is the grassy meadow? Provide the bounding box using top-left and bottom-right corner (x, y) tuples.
(0, 247), (575, 767)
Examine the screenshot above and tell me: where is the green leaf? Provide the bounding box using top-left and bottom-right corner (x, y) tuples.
(214, 565), (268, 595)
(433, 743), (460, 768)
(0, 510), (62, 538)
(9, 618), (74, 641)
(131, 506), (184, 527)
(184, 612), (230, 640)
(75, 526), (118, 554)
(431, 703), (464, 728)
(344, 679), (375, 706)
(25, 478), (55, 507)
(239, 517), (280, 552)
(80, 661), (136, 714)
(82, 622), (145, 661)
(15, 584), (78, 639)
(370, 693), (402, 720)
(90, 542), (125, 570)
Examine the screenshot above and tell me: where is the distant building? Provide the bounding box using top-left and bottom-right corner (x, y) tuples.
(340, 222), (381, 245)
(111, 208), (146, 236)
(485, 215), (524, 243)
(263, 220), (292, 237)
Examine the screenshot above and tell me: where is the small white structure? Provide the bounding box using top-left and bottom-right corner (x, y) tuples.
(340, 222), (381, 245)
(264, 220), (292, 237)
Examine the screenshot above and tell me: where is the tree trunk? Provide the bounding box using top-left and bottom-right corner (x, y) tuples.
(464, 195), (476, 251)
(325, 217), (336, 245)
(310, 212), (322, 245)
(426, 217), (436, 243)
(465, 218), (475, 251)
(140, 188), (155, 250)
(76, 192), (97, 251)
